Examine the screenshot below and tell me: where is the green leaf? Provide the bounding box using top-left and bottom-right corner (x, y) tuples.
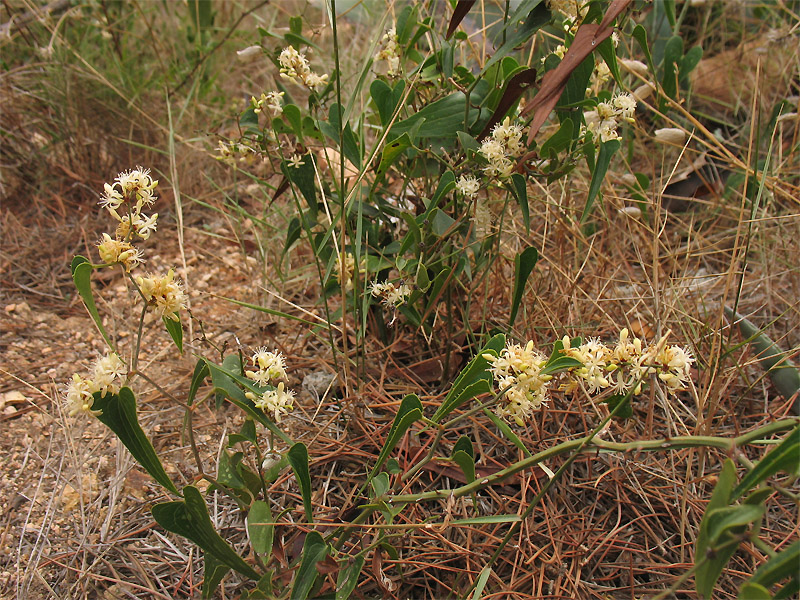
(248, 500), (274, 559)
(241, 573), (274, 599)
(482, 408), (532, 456)
(508, 173), (529, 232)
(201, 553), (230, 599)
(680, 45), (703, 86)
(283, 104), (303, 139)
(371, 472), (390, 498)
(580, 138), (620, 223)
(451, 436), (476, 484)
(370, 79), (405, 127)
(152, 486), (260, 580)
(430, 170), (457, 208)
(631, 25), (655, 78)
(203, 357), (293, 444)
(217, 451), (245, 489)
(471, 565), (493, 600)
(737, 583), (771, 600)
(162, 315), (183, 354)
(377, 133), (412, 177)
(432, 334), (506, 423)
(336, 555), (365, 600)
(322, 103), (362, 169)
(457, 131), (480, 155)
(218, 296), (322, 329)
(696, 504), (764, 599)
(539, 119), (574, 156)
(188, 359), (210, 406)
(775, 578), (800, 600)
(93, 387), (178, 495)
(288, 443), (313, 522)
(602, 394), (632, 420)
(661, 35), (683, 108)
(484, 1), (550, 74)
(71, 257), (113, 348)
(290, 531), (328, 600)
(732, 425), (800, 499)
(509, 246), (538, 326)
(390, 87), (489, 141)
(452, 514), (522, 525)
(696, 459), (737, 561)
(283, 153), (317, 215)
(370, 394), (423, 479)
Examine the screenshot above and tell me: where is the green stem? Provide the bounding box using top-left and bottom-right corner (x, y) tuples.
(387, 418), (800, 505)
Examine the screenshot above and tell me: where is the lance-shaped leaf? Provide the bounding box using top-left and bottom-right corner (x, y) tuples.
(248, 500), (274, 560)
(288, 443), (313, 522)
(188, 359), (210, 406)
(336, 555), (366, 600)
(431, 334), (506, 423)
(163, 315), (183, 354)
(732, 425), (800, 500)
(580, 138), (620, 224)
(201, 553), (230, 599)
(507, 173), (530, 233)
(369, 394), (423, 479)
(290, 531), (329, 600)
(509, 246), (538, 326)
(71, 256), (113, 349)
(745, 540), (800, 597)
(152, 485), (260, 580)
(450, 436), (476, 484)
(93, 387), (178, 495)
(696, 504), (764, 599)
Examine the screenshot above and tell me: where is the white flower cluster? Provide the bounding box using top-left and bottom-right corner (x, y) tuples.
(479, 117), (524, 179)
(583, 93), (637, 143)
(246, 348), (287, 387)
(278, 46), (329, 91)
(370, 281), (411, 308)
(562, 329), (694, 396)
(375, 27), (401, 77)
(252, 90), (284, 116)
(456, 174), (480, 200)
(484, 330), (695, 426)
(244, 349), (295, 423)
(65, 352), (126, 417)
(100, 166), (159, 242)
(484, 341), (552, 426)
(134, 269), (186, 322)
(247, 382), (295, 424)
(97, 233), (143, 272)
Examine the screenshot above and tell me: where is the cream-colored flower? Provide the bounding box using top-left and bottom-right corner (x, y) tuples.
(375, 27), (401, 77)
(134, 269), (186, 321)
(65, 352), (127, 417)
(288, 153), (305, 169)
(65, 374), (100, 417)
(485, 341), (551, 426)
(456, 175), (480, 199)
(97, 233), (144, 271)
(246, 348), (287, 386)
(278, 46), (328, 91)
(370, 281), (411, 307)
(247, 382), (295, 423)
(612, 93), (637, 121)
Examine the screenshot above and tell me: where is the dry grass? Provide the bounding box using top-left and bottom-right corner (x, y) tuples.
(1, 1), (799, 598)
